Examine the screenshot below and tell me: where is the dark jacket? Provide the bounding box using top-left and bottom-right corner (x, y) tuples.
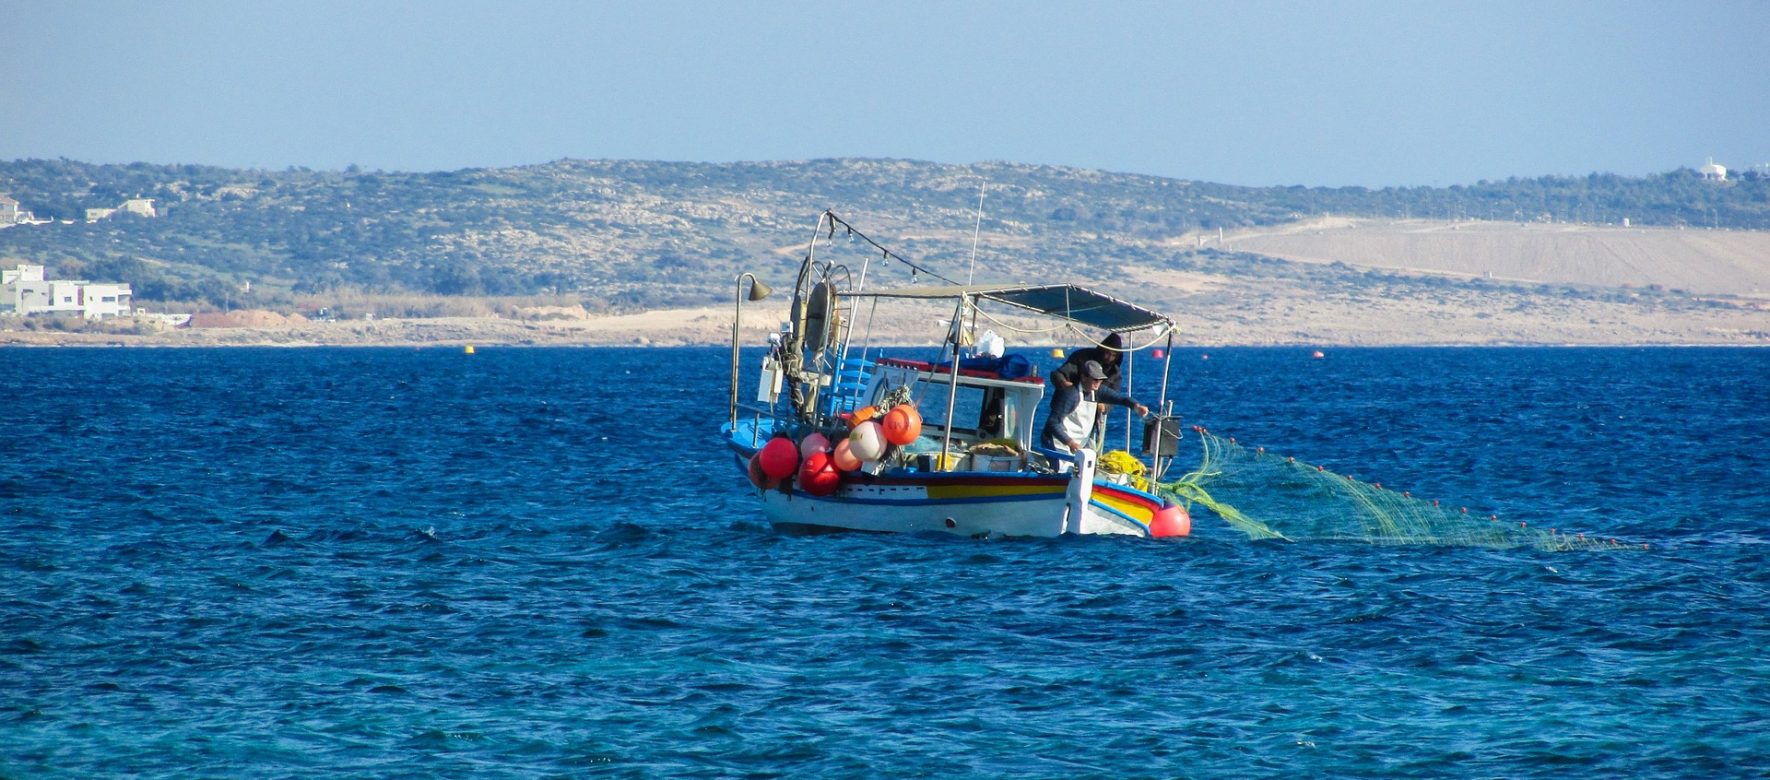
(1050, 347), (1124, 391)
(1040, 383), (1143, 450)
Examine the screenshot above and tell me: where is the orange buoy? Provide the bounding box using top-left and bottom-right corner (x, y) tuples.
(799, 432), (831, 458)
(850, 405), (879, 427)
(1149, 504), (1191, 538)
(881, 404), (923, 446)
(831, 438), (862, 471)
(848, 421), (886, 460)
(798, 452), (841, 496)
(758, 437), (799, 480)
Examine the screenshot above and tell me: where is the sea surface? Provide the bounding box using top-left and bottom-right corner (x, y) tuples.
(2, 346), (1767, 778)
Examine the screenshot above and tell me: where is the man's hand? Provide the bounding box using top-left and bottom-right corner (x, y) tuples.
(1134, 404), (1149, 416)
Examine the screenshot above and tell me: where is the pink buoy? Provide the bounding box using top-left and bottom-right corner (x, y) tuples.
(800, 432), (832, 458)
(1149, 504), (1191, 538)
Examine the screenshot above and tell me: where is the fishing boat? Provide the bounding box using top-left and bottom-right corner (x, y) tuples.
(723, 211), (1191, 538)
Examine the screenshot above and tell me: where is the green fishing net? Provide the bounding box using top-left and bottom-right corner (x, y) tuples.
(1156, 429), (1636, 551)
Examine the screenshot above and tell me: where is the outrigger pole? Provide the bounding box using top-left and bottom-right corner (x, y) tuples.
(937, 294), (968, 469)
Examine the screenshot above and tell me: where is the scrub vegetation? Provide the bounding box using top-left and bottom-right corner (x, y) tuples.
(1, 157), (1765, 311)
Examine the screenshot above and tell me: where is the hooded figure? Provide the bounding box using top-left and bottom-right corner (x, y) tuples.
(1050, 332), (1126, 391)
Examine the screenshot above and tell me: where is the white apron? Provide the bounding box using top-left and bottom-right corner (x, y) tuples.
(1058, 391), (1099, 448)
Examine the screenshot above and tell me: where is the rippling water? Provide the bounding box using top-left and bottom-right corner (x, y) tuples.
(2, 346), (1766, 778)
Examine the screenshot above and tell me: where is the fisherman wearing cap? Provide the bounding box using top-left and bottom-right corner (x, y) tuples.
(1041, 359), (1149, 458)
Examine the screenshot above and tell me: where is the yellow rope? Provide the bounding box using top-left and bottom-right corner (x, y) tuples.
(1098, 449), (1149, 491)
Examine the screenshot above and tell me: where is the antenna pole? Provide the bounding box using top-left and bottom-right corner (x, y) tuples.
(966, 183), (986, 285)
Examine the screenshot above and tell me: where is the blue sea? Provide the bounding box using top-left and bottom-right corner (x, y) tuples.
(2, 346), (1767, 778)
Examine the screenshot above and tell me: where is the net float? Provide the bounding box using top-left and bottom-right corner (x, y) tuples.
(831, 438), (862, 471)
(1148, 503), (1191, 538)
(847, 420), (886, 460)
(797, 452), (840, 496)
(799, 432), (831, 458)
(881, 404), (922, 446)
(747, 453), (777, 488)
(758, 436), (800, 480)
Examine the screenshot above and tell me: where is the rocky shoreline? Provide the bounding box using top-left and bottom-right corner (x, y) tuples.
(5, 292), (1766, 348)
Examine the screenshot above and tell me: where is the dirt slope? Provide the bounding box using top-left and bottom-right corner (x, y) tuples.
(1209, 218), (1770, 298)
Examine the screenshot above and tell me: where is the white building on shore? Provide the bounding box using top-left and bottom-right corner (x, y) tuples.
(1, 264), (134, 319)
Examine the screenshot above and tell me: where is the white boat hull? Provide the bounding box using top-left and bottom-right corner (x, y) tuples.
(739, 451), (1164, 538)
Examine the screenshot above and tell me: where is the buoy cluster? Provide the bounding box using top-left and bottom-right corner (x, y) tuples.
(747, 402), (923, 496)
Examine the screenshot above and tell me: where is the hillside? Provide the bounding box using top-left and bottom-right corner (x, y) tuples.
(1218, 217), (1770, 298)
(0, 157), (1766, 346)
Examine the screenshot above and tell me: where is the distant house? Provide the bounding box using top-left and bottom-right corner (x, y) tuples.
(0, 193), (43, 226)
(1701, 159), (1728, 182)
(0, 264), (134, 320)
(84, 197), (157, 223)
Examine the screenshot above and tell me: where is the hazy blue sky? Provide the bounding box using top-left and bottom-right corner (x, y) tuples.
(2, 0), (1765, 187)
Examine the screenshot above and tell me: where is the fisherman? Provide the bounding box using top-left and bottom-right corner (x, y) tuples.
(1051, 332), (1127, 391)
(1041, 359), (1148, 460)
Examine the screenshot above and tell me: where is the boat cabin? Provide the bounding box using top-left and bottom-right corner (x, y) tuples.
(862, 357), (1047, 472)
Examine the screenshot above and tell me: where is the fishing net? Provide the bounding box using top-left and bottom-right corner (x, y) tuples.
(1155, 429), (1637, 551)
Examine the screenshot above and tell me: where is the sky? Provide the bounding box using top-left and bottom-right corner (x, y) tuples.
(2, 0), (1766, 188)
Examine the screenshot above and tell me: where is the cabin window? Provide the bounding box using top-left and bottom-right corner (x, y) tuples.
(910, 382), (1005, 441)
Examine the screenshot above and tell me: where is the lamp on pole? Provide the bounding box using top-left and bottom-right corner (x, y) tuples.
(730, 273), (771, 427)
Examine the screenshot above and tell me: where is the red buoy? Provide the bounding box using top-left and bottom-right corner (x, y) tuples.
(798, 452), (841, 496)
(1149, 504), (1191, 538)
(747, 453), (776, 488)
(759, 437), (799, 480)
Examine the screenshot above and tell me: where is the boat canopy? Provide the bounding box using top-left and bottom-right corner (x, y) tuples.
(839, 283), (1173, 334)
